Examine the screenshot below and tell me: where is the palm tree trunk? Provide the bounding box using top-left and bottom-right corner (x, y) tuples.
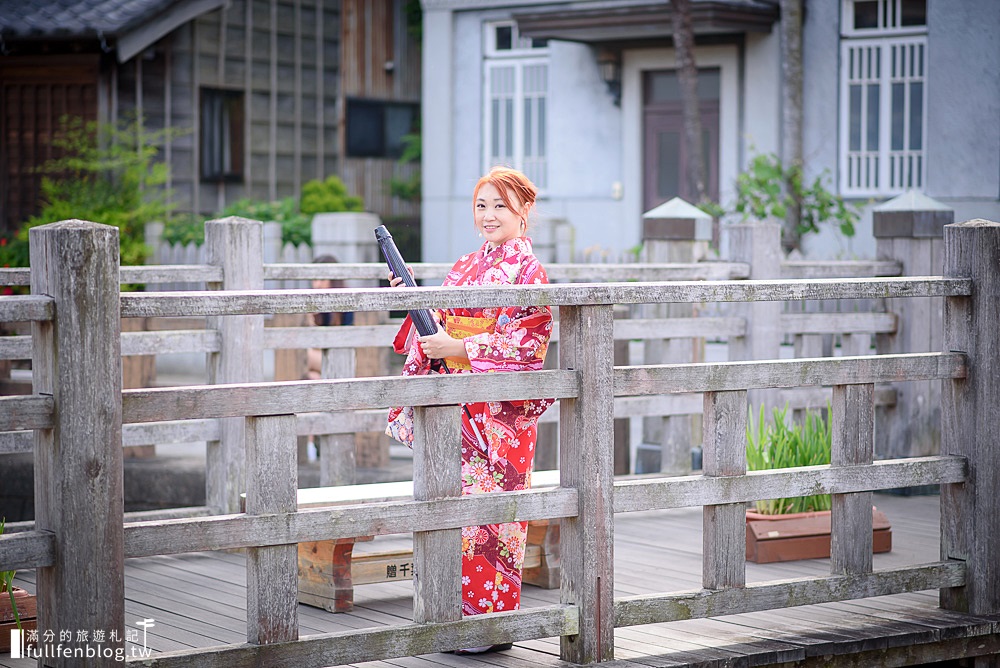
(781, 0), (804, 250)
(671, 0), (706, 205)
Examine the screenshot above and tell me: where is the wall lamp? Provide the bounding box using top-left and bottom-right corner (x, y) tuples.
(597, 48), (621, 106)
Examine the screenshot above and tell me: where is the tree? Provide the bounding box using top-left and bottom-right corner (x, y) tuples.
(780, 0), (804, 250)
(671, 0), (706, 205)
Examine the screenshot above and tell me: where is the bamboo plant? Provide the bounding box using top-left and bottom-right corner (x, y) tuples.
(746, 405), (832, 515)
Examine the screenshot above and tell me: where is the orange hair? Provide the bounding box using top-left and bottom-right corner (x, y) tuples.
(472, 166), (538, 224)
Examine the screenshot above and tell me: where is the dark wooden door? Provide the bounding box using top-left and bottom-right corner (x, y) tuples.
(0, 57), (99, 234)
(642, 68), (720, 212)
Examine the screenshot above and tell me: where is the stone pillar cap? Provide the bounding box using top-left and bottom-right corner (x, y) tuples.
(873, 190), (951, 212)
(642, 197), (711, 221)
(642, 197), (712, 241)
(873, 190), (953, 239)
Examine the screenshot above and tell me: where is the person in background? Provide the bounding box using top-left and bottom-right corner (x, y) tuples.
(385, 166), (553, 654)
(306, 253), (354, 381)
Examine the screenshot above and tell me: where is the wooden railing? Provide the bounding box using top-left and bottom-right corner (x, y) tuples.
(0, 221), (910, 482)
(0, 218), (997, 666)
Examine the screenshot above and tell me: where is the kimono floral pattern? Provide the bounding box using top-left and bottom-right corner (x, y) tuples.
(386, 236), (553, 617)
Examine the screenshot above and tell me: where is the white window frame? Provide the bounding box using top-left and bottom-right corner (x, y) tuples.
(482, 21), (549, 189)
(840, 0), (927, 37)
(839, 2), (927, 197)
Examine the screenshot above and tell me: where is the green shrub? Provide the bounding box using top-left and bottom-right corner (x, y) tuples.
(161, 197), (313, 247)
(5, 115), (180, 273)
(300, 175), (364, 216)
(735, 153), (858, 238)
(746, 404), (832, 515)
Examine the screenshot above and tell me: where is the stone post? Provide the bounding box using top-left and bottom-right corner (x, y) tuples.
(874, 191), (953, 462)
(636, 198), (711, 474)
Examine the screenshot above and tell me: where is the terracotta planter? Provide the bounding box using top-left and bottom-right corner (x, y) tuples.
(746, 507), (892, 564)
(0, 586), (38, 652)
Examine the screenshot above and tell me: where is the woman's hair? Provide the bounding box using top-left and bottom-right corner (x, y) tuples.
(472, 166), (538, 225)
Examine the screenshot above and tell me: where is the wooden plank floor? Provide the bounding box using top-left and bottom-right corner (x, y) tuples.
(4, 493), (996, 667)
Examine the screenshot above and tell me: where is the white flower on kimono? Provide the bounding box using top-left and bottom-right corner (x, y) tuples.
(497, 601), (505, 610)
(462, 575), (471, 585)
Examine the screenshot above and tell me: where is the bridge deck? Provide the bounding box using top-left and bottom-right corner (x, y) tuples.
(4, 493), (998, 667)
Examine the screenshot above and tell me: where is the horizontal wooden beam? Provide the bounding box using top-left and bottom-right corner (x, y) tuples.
(123, 487), (578, 557)
(122, 369), (578, 423)
(0, 335), (30, 360)
(615, 353), (966, 395)
(0, 530), (56, 570)
(0, 395), (54, 430)
(0, 430), (31, 454)
(120, 265), (222, 284)
(0, 295), (54, 321)
(127, 604), (579, 668)
(781, 260), (902, 279)
(613, 455), (967, 512)
(119, 277), (972, 318)
(262, 261), (750, 282)
(120, 329), (221, 356)
(780, 311), (897, 335)
(614, 561), (965, 626)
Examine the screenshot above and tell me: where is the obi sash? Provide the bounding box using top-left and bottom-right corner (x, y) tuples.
(442, 314), (496, 371)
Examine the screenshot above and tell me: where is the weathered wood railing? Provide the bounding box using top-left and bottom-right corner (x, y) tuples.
(1, 219), (997, 666)
(0, 219), (910, 489)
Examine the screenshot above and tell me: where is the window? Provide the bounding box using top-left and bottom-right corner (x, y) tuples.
(839, 0), (926, 196)
(200, 88), (244, 182)
(345, 99), (419, 159)
(483, 22), (548, 188)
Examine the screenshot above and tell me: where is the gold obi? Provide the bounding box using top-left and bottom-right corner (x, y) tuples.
(442, 314), (496, 371)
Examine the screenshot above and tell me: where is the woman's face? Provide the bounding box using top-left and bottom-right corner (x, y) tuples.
(475, 182), (526, 247)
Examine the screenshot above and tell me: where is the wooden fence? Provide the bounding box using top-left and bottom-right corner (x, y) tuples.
(0, 217), (997, 666)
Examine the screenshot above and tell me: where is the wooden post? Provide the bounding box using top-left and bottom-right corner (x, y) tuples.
(830, 383), (875, 575)
(702, 390), (747, 589)
(411, 405), (462, 624)
(941, 219), (1000, 624)
(318, 348), (356, 485)
(637, 199), (711, 475)
(245, 414), (298, 644)
(727, 221), (783, 414)
(30, 221), (124, 665)
(205, 216), (264, 513)
(874, 192), (953, 461)
(559, 304), (615, 663)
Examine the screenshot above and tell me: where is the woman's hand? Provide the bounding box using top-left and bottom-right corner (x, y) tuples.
(418, 327), (468, 360)
(387, 266), (414, 287)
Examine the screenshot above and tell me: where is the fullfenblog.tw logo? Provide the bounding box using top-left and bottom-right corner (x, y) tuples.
(10, 618), (154, 661)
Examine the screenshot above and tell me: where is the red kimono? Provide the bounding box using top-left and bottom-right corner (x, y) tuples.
(387, 236), (553, 616)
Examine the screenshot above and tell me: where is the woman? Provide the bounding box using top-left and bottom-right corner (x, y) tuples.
(386, 167), (553, 653)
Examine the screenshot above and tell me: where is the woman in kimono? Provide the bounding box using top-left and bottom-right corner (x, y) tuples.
(386, 166), (553, 654)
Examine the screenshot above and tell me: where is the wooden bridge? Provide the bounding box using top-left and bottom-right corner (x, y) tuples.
(1, 217), (999, 666)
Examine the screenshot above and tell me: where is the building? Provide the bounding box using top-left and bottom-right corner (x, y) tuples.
(0, 0), (421, 236)
(420, 0), (1000, 261)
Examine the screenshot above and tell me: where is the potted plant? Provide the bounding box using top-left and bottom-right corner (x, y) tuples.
(1, 518), (38, 652)
(744, 406), (891, 563)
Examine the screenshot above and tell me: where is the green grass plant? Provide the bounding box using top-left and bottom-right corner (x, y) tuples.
(746, 405), (832, 515)
(0, 518), (23, 630)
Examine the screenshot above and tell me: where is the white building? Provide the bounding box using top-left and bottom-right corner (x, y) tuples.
(420, 0), (1000, 261)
